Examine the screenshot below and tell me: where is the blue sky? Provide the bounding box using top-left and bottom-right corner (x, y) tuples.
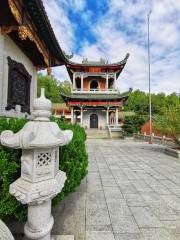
(44, 0), (180, 94)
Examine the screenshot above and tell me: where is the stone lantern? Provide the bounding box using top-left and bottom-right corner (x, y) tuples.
(0, 88), (73, 240)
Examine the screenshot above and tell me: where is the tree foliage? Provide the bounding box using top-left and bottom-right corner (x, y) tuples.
(153, 105), (180, 146)
(122, 115), (148, 135)
(125, 90), (180, 115)
(37, 74), (71, 103)
(123, 90), (180, 137)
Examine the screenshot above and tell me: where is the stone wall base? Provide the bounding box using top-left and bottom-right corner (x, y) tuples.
(165, 147), (180, 159)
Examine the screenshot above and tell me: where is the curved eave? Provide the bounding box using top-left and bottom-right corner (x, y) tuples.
(66, 53), (129, 81)
(60, 92), (130, 104)
(67, 53), (129, 68)
(24, 0), (69, 66)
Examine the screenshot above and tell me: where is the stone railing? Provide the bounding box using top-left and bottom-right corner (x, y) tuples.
(133, 132), (176, 148)
(107, 125), (124, 139)
(107, 125), (112, 138)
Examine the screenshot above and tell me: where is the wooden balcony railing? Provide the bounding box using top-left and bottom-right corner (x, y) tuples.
(72, 89), (118, 94)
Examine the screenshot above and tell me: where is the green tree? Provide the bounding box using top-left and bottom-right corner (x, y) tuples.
(125, 90), (148, 114)
(37, 74), (71, 103)
(122, 115), (148, 134)
(59, 80), (71, 95)
(153, 105), (180, 147)
(151, 92), (167, 114)
(125, 90), (180, 115)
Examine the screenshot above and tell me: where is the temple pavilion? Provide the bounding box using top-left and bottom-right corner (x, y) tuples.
(61, 54), (130, 129)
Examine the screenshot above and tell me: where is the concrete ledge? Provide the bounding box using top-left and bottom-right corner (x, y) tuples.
(52, 235), (74, 240)
(165, 147), (180, 158)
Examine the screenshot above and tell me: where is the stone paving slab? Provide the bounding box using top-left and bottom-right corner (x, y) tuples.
(86, 231), (115, 240)
(52, 140), (180, 240)
(52, 235), (74, 240)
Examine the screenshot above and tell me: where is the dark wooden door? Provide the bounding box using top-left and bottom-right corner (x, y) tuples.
(90, 114), (98, 128)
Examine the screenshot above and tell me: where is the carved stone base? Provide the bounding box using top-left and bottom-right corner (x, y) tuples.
(10, 170), (67, 204)
(25, 200), (53, 240)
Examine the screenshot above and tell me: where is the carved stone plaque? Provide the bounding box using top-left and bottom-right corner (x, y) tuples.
(6, 57), (32, 113)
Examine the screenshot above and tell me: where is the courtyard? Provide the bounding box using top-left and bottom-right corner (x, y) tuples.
(52, 139), (180, 240)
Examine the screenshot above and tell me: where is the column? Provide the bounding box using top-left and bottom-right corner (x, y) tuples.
(106, 107), (109, 125)
(80, 106), (83, 126)
(114, 73), (117, 90)
(24, 200), (53, 240)
(115, 108), (118, 125)
(81, 74), (83, 92)
(71, 107), (74, 124)
(73, 73), (76, 90)
(106, 73), (109, 91)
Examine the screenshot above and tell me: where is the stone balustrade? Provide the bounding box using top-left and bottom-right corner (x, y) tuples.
(133, 132), (176, 148)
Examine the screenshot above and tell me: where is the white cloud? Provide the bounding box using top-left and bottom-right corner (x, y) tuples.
(69, 0), (86, 11)
(43, 0), (75, 51)
(44, 0), (180, 94)
(77, 0), (180, 94)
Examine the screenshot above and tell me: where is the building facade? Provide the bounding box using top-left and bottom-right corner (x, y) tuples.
(62, 55), (130, 129)
(0, 0), (68, 118)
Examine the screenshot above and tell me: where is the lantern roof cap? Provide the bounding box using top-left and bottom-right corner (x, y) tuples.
(0, 89), (73, 149)
(32, 88), (52, 121)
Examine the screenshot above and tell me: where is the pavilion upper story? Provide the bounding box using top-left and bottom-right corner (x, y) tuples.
(66, 53), (129, 94)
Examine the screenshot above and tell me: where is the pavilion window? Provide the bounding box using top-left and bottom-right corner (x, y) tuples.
(76, 77), (81, 89)
(90, 80), (99, 89)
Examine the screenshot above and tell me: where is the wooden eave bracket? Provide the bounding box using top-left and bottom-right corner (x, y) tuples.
(5, 0), (50, 69)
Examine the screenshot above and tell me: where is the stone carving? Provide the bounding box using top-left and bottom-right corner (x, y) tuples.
(0, 220), (14, 240)
(6, 57), (31, 113)
(110, 111), (115, 125)
(0, 88), (73, 240)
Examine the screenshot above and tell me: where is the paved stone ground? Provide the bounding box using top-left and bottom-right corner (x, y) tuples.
(52, 139), (180, 240)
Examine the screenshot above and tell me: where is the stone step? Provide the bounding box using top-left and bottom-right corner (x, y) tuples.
(86, 129), (110, 139)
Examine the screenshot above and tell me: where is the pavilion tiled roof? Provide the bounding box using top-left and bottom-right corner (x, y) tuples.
(61, 91), (131, 102)
(66, 53), (130, 82)
(24, 0), (69, 66)
(67, 53), (130, 67)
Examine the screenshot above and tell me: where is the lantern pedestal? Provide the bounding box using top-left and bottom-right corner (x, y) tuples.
(52, 236), (74, 240)
(25, 200), (53, 240)
(0, 88), (73, 240)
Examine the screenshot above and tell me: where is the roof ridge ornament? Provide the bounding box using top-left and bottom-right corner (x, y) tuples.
(63, 51), (74, 60)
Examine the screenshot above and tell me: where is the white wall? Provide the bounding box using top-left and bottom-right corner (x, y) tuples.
(82, 110), (107, 129)
(0, 34), (37, 117)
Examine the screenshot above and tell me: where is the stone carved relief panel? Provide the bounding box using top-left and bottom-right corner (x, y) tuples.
(37, 152), (52, 167)
(6, 57), (31, 113)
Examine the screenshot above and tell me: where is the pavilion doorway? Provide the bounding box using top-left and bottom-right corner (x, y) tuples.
(90, 113), (98, 128)
(90, 80), (98, 89)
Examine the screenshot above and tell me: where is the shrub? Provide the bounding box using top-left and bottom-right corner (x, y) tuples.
(0, 117), (88, 221)
(122, 115), (148, 135)
(153, 105), (180, 147)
